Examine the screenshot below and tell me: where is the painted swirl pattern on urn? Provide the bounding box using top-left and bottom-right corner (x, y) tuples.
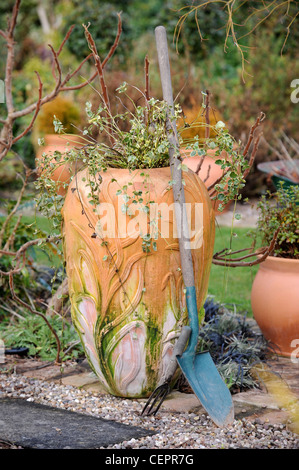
(62, 166), (215, 397)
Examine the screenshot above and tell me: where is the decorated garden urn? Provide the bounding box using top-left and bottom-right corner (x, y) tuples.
(62, 166), (215, 398)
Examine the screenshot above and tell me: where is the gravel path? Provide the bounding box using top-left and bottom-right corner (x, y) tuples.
(1, 373), (298, 449)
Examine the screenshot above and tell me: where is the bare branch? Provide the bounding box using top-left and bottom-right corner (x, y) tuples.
(0, 235), (60, 277)
(102, 12), (122, 67)
(204, 90), (210, 139)
(8, 272), (62, 363)
(3, 214), (22, 251)
(0, 30), (7, 40)
(83, 24), (111, 113)
(60, 53), (93, 91)
(57, 24), (75, 56)
(0, 168), (33, 248)
(242, 112), (265, 159)
(212, 228), (279, 267)
(12, 72), (43, 144)
(48, 44), (62, 92)
(60, 14), (121, 91)
(144, 55), (150, 101)
(203, 164), (211, 183)
(195, 154), (206, 175)
(7, 0), (21, 36)
(243, 133), (262, 179)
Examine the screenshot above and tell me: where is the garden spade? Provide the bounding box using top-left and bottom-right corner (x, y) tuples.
(142, 26), (234, 427)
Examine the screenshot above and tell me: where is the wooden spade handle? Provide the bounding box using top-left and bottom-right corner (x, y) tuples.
(155, 25), (195, 289)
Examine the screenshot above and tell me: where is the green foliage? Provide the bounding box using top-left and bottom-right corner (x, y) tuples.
(255, 183), (299, 259)
(86, 92), (181, 170)
(0, 313), (84, 361)
(35, 91), (183, 251)
(62, 0), (132, 64)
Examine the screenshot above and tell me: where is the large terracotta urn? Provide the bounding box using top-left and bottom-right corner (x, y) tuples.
(62, 166), (215, 397)
(251, 256), (299, 358)
(181, 148), (231, 214)
(36, 134), (85, 196)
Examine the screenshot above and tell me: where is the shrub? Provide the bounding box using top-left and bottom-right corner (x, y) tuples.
(255, 183), (299, 259)
(34, 96), (81, 137)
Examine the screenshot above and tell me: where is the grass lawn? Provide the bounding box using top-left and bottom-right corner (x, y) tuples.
(208, 225), (259, 317)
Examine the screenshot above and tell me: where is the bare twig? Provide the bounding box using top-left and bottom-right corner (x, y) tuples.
(3, 214), (22, 252)
(203, 164), (211, 183)
(57, 24), (75, 56)
(102, 12), (122, 67)
(212, 228), (279, 267)
(12, 72), (43, 144)
(83, 24), (111, 113)
(0, 235), (60, 277)
(83, 23), (116, 144)
(48, 44), (62, 93)
(0, 167), (33, 248)
(144, 55), (150, 101)
(204, 90), (210, 139)
(243, 133), (262, 180)
(60, 14), (122, 92)
(195, 154), (206, 175)
(46, 278), (69, 317)
(242, 112), (265, 159)
(8, 272), (62, 363)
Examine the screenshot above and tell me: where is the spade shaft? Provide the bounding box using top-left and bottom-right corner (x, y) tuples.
(154, 25), (234, 427)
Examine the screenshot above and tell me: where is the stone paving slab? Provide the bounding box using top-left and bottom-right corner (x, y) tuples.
(0, 398), (155, 449)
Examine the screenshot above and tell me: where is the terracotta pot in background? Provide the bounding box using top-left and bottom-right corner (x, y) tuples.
(181, 148), (232, 215)
(36, 134), (85, 195)
(251, 256), (299, 358)
(62, 166), (215, 397)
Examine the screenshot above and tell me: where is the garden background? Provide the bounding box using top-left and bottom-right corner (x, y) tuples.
(0, 0), (298, 363)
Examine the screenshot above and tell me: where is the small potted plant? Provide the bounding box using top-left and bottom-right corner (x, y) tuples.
(251, 183), (299, 358)
(34, 95), (85, 194)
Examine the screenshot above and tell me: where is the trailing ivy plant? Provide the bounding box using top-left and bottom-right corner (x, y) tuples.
(184, 122), (251, 212)
(35, 80), (254, 256)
